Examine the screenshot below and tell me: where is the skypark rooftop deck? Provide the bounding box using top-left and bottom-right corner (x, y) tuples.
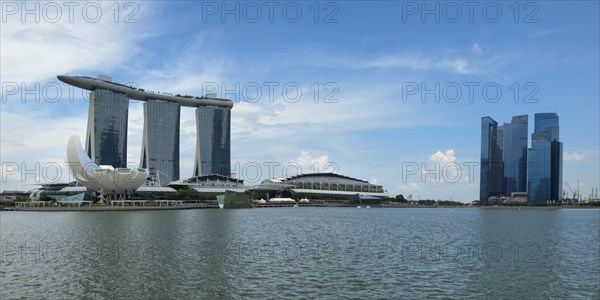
(57, 75), (233, 108)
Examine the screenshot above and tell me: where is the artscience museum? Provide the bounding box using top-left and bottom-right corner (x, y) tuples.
(66, 135), (148, 200)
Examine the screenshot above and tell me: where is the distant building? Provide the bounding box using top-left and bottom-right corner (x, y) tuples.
(174, 174), (244, 189)
(480, 116), (504, 203)
(255, 173), (388, 202)
(502, 115), (528, 196)
(480, 113), (563, 204)
(488, 192), (528, 205)
(528, 113), (562, 202)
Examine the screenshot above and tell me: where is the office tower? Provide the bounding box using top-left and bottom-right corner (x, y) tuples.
(85, 88), (129, 167)
(140, 99), (181, 185)
(503, 115), (529, 195)
(528, 113), (562, 202)
(480, 116), (504, 203)
(194, 106), (231, 177)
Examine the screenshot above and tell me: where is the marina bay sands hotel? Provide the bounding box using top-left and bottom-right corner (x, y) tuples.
(58, 75), (233, 184)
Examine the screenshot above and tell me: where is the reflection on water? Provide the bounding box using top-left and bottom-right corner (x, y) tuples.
(1, 208), (598, 299)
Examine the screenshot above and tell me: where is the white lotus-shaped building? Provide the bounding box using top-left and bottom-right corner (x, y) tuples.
(66, 136), (148, 198)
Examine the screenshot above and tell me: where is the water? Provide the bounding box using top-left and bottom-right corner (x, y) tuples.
(1, 208), (598, 299)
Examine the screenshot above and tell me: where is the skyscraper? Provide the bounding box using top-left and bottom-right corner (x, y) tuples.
(480, 116), (504, 203)
(85, 87), (129, 168)
(528, 113), (562, 202)
(59, 75), (234, 183)
(480, 114), (532, 203)
(140, 99), (181, 185)
(194, 106), (231, 177)
(503, 115), (528, 196)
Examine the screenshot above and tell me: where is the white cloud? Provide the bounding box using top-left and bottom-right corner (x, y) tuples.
(564, 152), (585, 162)
(0, 108), (88, 190)
(1, 2), (157, 84)
(429, 149), (456, 163)
(472, 43), (483, 54)
(289, 150), (332, 176)
(439, 58), (472, 74)
(360, 54), (433, 70)
(392, 150), (479, 202)
(530, 29), (562, 37)
(357, 53), (480, 74)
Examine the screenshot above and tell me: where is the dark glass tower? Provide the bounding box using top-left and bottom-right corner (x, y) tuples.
(85, 89), (129, 167)
(480, 117), (504, 203)
(503, 115), (529, 196)
(527, 113), (562, 202)
(194, 106), (231, 177)
(140, 99), (180, 185)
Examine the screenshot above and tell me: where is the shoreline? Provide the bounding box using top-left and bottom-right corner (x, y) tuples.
(2, 204), (218, 212)
(2, 204), (597, 212)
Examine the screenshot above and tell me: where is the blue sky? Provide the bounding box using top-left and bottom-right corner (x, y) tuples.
(1, 1), (598, 201)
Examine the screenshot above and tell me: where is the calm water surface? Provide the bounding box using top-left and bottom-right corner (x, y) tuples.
(1, 208), (598, 299)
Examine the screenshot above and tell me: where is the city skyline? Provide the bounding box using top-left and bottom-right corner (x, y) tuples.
(1, 2), (598, 201)
(480, 113), (563, 203)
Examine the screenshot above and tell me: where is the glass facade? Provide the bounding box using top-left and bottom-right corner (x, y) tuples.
(194, 106), (231, 177)
(534, 113), (559, 141)
(497, 124), (506, 194)
(503, 115), (528, 195)
(528, 113), (562, 202)
(140, 100), (180, 185)
(480, 117), (503, 203)
(480, 114), (531, 203)
(85, 89), (129, 167)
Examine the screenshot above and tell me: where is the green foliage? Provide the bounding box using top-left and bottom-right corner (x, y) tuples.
(168, 189), (218, 201)
(436, 200), (464, 206)
(417, 200), (436, 206)
(394, 194), (408, 203)
(15, 196), (29, 202)
(39, 192), (53, 201)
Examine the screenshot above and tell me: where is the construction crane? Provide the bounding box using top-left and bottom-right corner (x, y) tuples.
(564, 181), (579, 204)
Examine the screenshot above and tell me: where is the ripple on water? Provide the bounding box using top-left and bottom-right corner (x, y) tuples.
(0, 208), (598, 299)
